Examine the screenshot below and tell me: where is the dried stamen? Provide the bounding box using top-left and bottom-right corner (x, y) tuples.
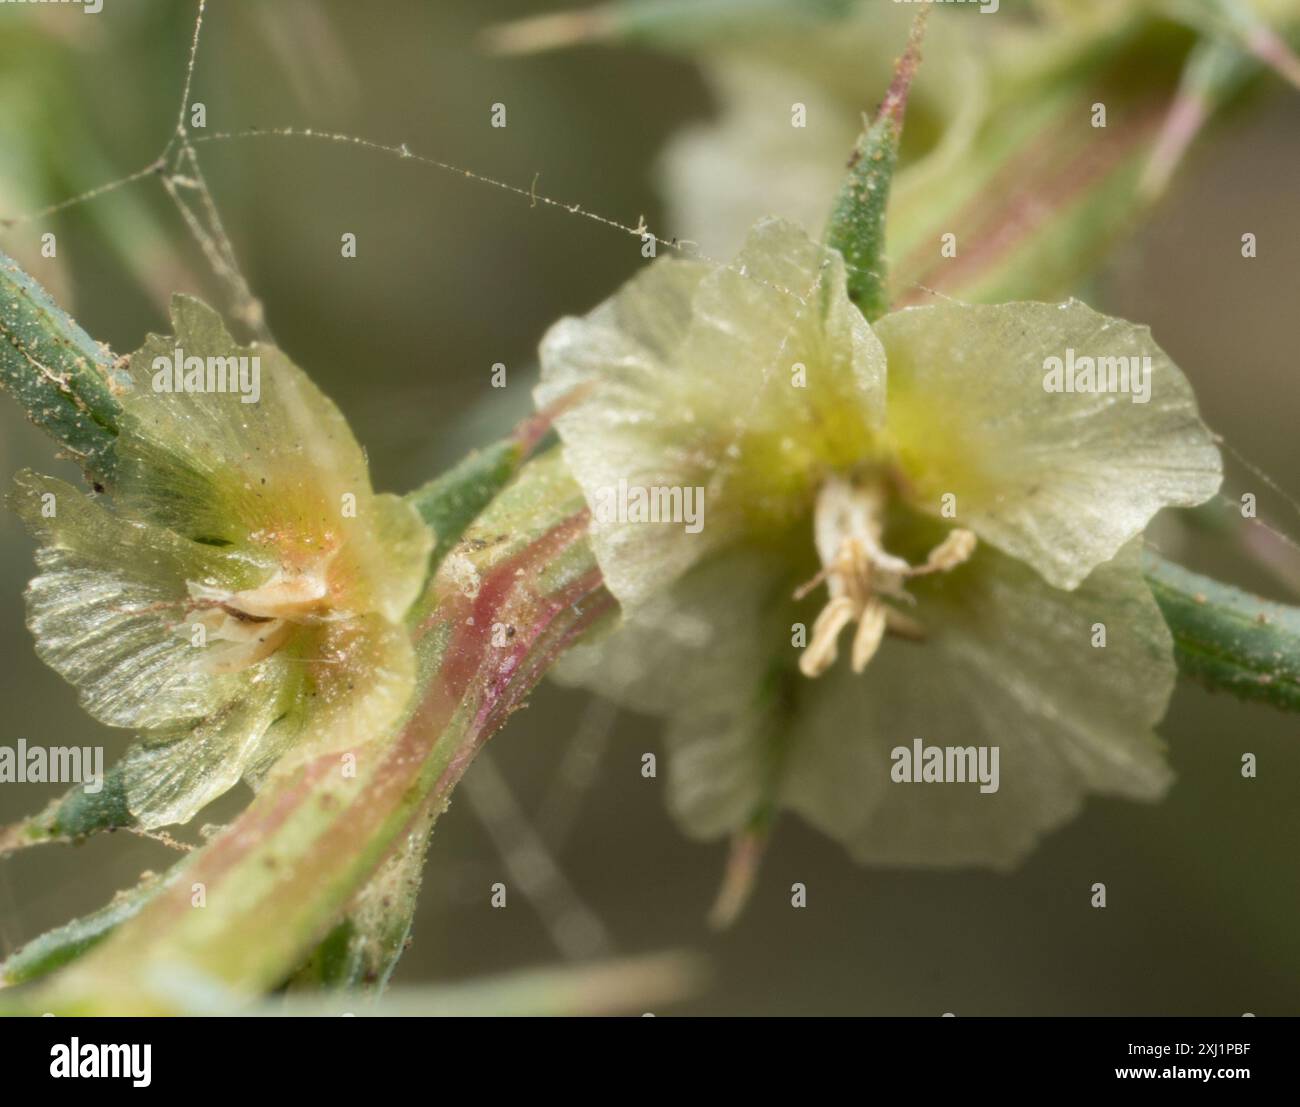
(797, 477), (975, 678)
(176, 560), (336, 674)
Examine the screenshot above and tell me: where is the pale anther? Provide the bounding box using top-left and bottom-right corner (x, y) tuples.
(798, 477), (977, 679)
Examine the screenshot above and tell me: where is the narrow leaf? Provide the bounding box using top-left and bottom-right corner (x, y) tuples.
(0, 764), (136, 857)
(0, 250), (124, 483)
(1, 871), (161, 986)
(823, 9), (925, 321)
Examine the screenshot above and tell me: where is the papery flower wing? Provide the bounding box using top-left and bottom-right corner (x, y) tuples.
(11, 297), (429, 830)
(557, 534), (1176, 866)
(11, 471), (259, 729)
(537, 217), (886, 610)
(120, 615), (414, 828)
(310, 490), (434, 627)
(536, 257), (725, 611)
(262, 613), (417, 772)
(119, 296), (430, 621)
(778, 539), (1175, 867)
(121, 662), (293, 829)
(551, 546), (795, 837)
(874, 300), (1222, 589)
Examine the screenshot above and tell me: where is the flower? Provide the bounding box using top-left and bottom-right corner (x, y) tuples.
(654, 1), (1300, 300)
(658, 3), (985, 259)
(535, 217), (1222, 867)
(12, 297), (432, 829)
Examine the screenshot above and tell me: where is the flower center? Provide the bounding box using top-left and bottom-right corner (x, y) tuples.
(796, 476), (976, 678)
(179, 562), (335, 675)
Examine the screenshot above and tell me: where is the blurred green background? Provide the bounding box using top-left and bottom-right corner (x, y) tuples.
(0, 0), (1297, 1014)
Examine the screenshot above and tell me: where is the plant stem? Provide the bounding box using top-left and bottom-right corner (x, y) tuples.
(1144, 550), (1300, 712)
(24, 453), (612, 1013)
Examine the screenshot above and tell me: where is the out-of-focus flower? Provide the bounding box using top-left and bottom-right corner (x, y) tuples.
(657, 3), (983, 258)
(648, 0), (1300, 300)
(536, 217), (1222, 867)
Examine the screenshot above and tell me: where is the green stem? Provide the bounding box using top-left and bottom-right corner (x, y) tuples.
(1143, 550), (1300, 712)
(286, 799), (436, 993)
(18, 453), (610, 1013)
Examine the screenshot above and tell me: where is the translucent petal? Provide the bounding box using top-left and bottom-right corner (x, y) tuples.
(552, 546), (800, 839)
(121, 614), (414, 828)
(12, 471), (258, 729)
(779, 539), (1175, 867)
(554, 548), (776, 715)
(536, 217), (885, 610)
(266, 613), (417, 774)
(336, 493), (433, 625)
(122, 662), (292, 828)
(11, 298), (428, 831)
(119, 296), (431, 619)
(120, 297), (366, 535)
(564, 530), (1176, 866)
(874, 300), (1222, 588)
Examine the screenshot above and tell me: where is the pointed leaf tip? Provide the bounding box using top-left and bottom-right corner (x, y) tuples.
(877, 4), (928, 133)
(824, 8), (928, 322)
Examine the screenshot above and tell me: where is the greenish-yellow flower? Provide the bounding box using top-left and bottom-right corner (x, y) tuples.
(13, 297), (432, 829)
(536, 217), (1222, 866)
